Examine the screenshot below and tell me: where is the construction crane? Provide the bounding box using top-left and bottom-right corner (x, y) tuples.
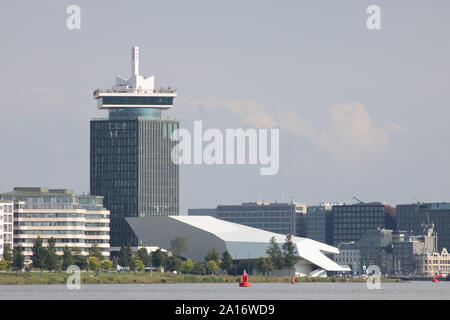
(353, 196), (363, 204)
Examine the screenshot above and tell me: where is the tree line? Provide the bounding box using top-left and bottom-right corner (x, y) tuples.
(0, 236), (113, 272)
(117, 237), (234, 275)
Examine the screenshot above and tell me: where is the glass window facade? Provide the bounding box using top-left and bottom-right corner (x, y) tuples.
(90, 117), (179, 246)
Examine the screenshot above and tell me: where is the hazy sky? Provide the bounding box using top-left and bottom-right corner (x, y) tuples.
(1, 1), (449, 214)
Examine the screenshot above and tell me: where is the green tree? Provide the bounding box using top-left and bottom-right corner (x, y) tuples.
(31, 236), (47, 272)
(205, 249), (219, 262)
(129, 250), (137, 271)
(45, 237), (60, 271)
(12, 245), (25, 272)
(220, 251), (233, 274)
(136, 259), (145, 272)
(165, 255), (183, 272)
(72, 247), (87, 270)
(2, 243), (12, 267)
(192, 261), (207, 275)
(182, 259), (194, 274)
(257, 257), (274, 276)
(101, 259), (113, 271)
(266, 236), (284, 269)
(119, 244), (134, 269)
(0, 259), (9, 271)
(170, 237), (188, 257)
(137, 248), (150, 267)
(282, 234), (300, 268)
(61, 246), (75, 270)
(206, 260), (219, 275)
(87, 256), (101, 272)
(89, 243), (103, 261)
(151, 249), (166, 269)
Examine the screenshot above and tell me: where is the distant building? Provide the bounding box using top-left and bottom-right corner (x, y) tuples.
(0, 200), (14, 259)
(333, 241), (360, 275)
(188, 208), (217, 218)
(414, 248), (450, 277)
(332, 202), (396, 245)
(216, 202), (306, 236)
(358, 228), (393, 268)
(306, 203), (338, 245)
(391, 227), (437, 275)
(0, 187), (110, 263)
(90, 46), (179, 247)
(396, 202), (450, 252)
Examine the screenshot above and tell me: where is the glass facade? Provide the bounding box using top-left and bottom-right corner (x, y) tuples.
(102, 96), (174, 106)
(397, 203), (450, 252)
(216, 203), (296, 235)
(332, 203), (396, 245)
(90, 116), (179, 247)
(109, 108), (162, 120)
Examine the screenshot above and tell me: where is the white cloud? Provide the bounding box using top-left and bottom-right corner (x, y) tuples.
(176, 97), (401, 166)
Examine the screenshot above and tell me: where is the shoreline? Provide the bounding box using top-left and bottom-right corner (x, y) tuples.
(0, 272), (402, 285)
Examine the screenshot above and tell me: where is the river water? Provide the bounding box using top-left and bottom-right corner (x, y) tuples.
(0, 281), (449, 300)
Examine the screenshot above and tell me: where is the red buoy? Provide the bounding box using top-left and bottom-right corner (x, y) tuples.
(291, 276), (295, 284)
(239, 270), (251, 287)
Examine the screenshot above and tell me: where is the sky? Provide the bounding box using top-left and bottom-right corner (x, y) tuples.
(0, 1), (449, 214)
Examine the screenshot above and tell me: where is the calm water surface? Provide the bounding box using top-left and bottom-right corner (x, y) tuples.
(0, 282), (450, 300)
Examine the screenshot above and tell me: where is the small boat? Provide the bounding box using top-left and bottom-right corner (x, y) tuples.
(239, 270), (251, 287)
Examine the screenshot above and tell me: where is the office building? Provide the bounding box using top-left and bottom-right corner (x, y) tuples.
(358, 228), (393, 267)
(216, 202), (306, 235)
(188, 208), (217, 218)
(0, 200), (14, 259)
(0, 187), (110, 263)
(91, 47), (179, 246)
(390, 227), (437, 275)
(306, 203), (337, 245)
(333, 241), (360, 274)
(332, 202), (396, 245)
(396, 202), (450, 252)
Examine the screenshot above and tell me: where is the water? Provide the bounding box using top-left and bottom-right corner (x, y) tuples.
(0, 282), (449, 300)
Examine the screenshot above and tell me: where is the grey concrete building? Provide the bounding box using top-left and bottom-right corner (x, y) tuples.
(90, 47), (179, 246)
(306, 203), (336, 245)
(396, 202), (450, 252)
(188, 208), (217, 218)
(358, 228), (393, 268)
(216, 202), (306, 236)
(332, 202), (396, 245)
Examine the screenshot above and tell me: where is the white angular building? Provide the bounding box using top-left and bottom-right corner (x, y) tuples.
(126, 215), (349, 277)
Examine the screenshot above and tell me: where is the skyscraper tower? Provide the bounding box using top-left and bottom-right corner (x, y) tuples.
(90, 47), (179, 247)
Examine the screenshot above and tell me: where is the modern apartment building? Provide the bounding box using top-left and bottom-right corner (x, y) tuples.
(216, 202), (306, 236)
(91, 47), (179, 247)
(396, 202), (450, 252)
(0, 187), (110, 263)
(0, 200), (14, 259)
(332, 202), (396, 245)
